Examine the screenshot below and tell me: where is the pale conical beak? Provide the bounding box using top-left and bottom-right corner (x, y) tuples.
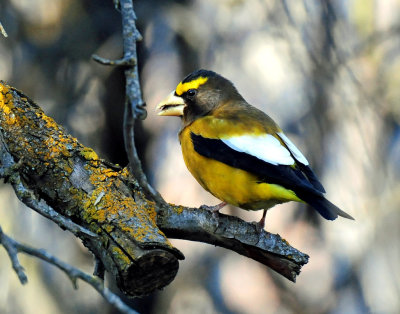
(156, 91), (186, 116)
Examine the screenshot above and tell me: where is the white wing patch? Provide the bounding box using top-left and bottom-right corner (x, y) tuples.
(221, 134), (295, 166)
(277, 132), (309, 165)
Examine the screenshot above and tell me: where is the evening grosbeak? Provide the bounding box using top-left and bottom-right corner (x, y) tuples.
(156, 69), (354, 228)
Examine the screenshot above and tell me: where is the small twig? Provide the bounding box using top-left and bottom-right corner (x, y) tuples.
(92, 54), (136, 67)
(105, 0), (166, 206)
(0, 21), (8, 38)
(92, 1), (164, 205)
(12, 179), (97, 238)
(0, 225), (138, 314)
(0, 226), (28, 284)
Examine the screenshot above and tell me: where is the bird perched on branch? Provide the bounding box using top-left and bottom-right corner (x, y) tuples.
(157, 69), (354, 229)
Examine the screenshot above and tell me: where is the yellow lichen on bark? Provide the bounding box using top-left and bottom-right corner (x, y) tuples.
(80, 147), (99, 161)
(0, 82), (80, 170)
(0, 83), (16, 123)
(0, 82), (165, 242)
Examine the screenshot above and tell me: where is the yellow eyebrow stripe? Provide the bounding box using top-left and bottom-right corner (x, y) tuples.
(175, 77), (208, 96)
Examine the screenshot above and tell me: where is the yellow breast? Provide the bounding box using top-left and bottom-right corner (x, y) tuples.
(179, 124), (301, 210)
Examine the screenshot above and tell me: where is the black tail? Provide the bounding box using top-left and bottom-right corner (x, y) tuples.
(300, 194), (354, 221)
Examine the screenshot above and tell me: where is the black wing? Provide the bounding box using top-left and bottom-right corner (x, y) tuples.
(191, 132), (324, 197)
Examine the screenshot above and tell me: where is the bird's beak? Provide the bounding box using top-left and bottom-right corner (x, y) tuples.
(156, 91), (186, 116)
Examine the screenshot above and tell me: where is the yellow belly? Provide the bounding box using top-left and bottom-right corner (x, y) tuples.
(179, 128), (301, 210)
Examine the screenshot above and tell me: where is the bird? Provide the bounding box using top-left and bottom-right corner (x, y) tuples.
(156, 69), (354, 229)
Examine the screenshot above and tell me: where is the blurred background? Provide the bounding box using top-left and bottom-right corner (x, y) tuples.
(0, 0), (399, 313)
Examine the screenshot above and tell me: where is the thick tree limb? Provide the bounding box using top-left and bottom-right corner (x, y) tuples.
(0, 226), (138, 314)
(0, 81), (308, 300)
(0, 83), (183, 296)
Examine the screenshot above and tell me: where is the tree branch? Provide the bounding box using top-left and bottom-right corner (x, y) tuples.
(0, 226), (139, 314)
(158, 205), (309, 282)
(0, 82), (183, 296)
(0, 226), (28, 284)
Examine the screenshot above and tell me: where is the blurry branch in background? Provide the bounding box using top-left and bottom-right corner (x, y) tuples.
(0, 21), (7, 37)
(337, 23), (400, 64)
(0, 226), (139, 314)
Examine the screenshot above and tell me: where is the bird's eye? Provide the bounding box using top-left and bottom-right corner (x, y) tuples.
(187, 89), (197, 97)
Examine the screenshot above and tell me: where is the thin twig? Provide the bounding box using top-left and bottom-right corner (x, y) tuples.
(0, 225), (138, 314)
(91, 1), (165, 205)
(12, 179), (97, 239)
(115, 0), (166, 205)
(92, 54), (136, 66)
(0, 226), (28, 284)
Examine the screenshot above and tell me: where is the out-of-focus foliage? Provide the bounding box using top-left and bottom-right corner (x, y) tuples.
(1, 0), (399, 313)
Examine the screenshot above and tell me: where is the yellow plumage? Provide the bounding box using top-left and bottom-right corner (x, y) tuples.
(179, 119), (301, 210)
(157, 69), (354, 226)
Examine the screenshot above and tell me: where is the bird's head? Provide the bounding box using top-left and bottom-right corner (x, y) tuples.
(156, 69), (243, 125)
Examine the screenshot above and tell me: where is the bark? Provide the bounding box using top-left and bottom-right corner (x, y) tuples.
(0, 82), (183, 296)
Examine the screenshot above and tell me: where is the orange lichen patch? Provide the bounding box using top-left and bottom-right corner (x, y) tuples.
(173, 205), (184, 215)
(281, 238), (290, 245)
(119, 167), (131, 178)
(35, 110), (60, 130)
(0, 83), (82, 168)
(80, 147), (99, 161)
(112, 246), (132, 265)
(0, 83), (10, 100)
(88, 166), (120, 185)
(77, 176), (169, 247)
(43, 136), (72, 160)
(143, 201), (157, 223)
(0, 83), (16, 124)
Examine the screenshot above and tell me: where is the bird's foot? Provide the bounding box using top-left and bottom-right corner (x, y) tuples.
(200, 202), (227, 219)
(200, 202), (227, 213)
(253, 209), (267, 233)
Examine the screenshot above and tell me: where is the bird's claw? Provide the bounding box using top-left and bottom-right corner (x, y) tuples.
(253, 209), (267, 233)
(200, 205), (220, 218)
(252, 220), (264, 233)
(199, 205), (220, 231)
(200, 204), (216, 212)
(200, 202), (227, 213)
